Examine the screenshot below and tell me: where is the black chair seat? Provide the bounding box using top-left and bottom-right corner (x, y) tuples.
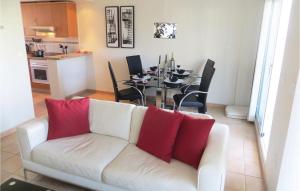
(181, 85), (200, 94)
(173, 94), (204, 108)
(119, 88), (143, 101)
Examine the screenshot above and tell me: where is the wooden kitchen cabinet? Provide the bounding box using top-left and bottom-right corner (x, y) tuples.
(34, 3), (53, 26)
(21, 3), (36, 36)
(51, 2), (78, 37)
(21, 2), (78, 38)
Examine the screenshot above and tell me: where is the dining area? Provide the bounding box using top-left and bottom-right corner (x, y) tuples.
(108, 55), (216, 114)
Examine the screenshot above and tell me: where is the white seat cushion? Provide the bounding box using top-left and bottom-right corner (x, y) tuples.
(103, 144), (197, 191)
(89, 99), (135, 140)
(32, 133), (128, 181)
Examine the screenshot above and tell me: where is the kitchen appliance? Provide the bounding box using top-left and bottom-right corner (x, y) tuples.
(30, 59), (49, 84)
(30, 26), (55, 32)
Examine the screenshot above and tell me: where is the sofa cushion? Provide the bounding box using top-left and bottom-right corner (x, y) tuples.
(32, 133), (128, 181)
(89, 99), (135, 140)
(45, 97), (90, 140)
(129, 107), (213, 144)
(103, 144), (197, 191)
(173, 115), (215, 168)
(137, 106), (184, 162)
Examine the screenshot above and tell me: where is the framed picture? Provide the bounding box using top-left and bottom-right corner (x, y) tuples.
(154, 22), (176, 39)
(120, 6), (135, 48)
(105, 6), (119, 48)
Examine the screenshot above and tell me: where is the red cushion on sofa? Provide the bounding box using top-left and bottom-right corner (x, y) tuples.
(173, 115), (215, 168)
(45, 97), (90, 140)
(137, 105), (184, 162)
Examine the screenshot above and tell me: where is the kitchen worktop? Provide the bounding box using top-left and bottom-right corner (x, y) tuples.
(27, 52), (92, 60)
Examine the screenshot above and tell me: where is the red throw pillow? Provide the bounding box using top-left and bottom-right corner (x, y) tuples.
(137, 105), (184, 162)
(173, 115), (215, 168)
(45, 97), (90, 140)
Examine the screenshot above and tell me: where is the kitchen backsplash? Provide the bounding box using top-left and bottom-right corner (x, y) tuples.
(25, 37), (79, 54)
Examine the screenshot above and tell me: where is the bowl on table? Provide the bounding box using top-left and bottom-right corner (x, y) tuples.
(137, 73), (145, 78)
(150, 66), (158, 71)
(177, 69), (185, 74)
(169, 75), (178, 82)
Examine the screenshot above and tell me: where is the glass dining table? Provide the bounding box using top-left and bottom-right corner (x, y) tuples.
(124, 69), (196, 109)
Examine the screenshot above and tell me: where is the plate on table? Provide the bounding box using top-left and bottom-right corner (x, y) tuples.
(164, 79), (184, 84)
(173, 71), (190, 76)
(147, 70), (158, 76)
(132, 75), (151, 81)
(164, 79), (184, 88)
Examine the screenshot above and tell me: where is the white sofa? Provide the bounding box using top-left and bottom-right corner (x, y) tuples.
(16, 99), (229, 191)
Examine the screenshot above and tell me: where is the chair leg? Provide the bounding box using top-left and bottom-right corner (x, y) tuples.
(140, 97), (145, 106)
(144, 94), (147, 105)
(23, 169), (28, 181)
(198, 106), (206, 114)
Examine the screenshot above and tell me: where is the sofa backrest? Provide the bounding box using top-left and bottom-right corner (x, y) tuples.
(89, 99), (135, 141)
(129, 105), (214, 144)
(129, 106), (147, 144)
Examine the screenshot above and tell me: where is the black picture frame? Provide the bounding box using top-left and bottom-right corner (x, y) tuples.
(120, 6), (135, 48)
(105, 6), (120, 48)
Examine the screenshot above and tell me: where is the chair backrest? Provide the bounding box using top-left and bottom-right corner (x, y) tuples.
(108, 62), (119, 101)
(205, 59), (215, 69)
(126, 55), (143, 75)
(198, 63), (215, 103)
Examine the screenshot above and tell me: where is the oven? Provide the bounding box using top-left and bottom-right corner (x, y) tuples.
(30, 59), (49, 84)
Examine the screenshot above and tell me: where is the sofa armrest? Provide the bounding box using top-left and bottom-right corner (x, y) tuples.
(16, 116), (48, 160)
(197, 123), (229, 191)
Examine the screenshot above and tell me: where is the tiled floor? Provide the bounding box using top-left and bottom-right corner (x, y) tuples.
(0, 91), (266, 191)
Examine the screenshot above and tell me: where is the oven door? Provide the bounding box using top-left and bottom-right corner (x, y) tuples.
(30, 60), (49, 84)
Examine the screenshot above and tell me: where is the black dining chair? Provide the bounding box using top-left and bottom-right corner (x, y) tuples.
(126, 55), (144, 76)
(108, 62), (144, 105)
(180, 59), (215, 94)
(173, 63), (215, 113)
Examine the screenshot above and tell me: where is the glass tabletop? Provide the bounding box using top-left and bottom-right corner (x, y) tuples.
(124, 69), (195, 89)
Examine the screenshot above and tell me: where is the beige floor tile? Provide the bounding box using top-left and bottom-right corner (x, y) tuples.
(1, 152), (15, 162)
(245, 176), (266, 191)
(244, 148), (260, 165)
(1, 170), (13, 183)
(228, 145), (244, 161)
(2, 155), (22, 173)
(225, 172), (245, 191)
(2, 143), (19, 154)
(1, 134), (17, 148)
(227, 159), (245, 174)
(245, 161), (262, 178)
(14, 168), (39, 181)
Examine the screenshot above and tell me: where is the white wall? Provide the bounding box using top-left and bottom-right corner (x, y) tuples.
(0, 0), (34, 133)
(76, 0), (264, 105)
(263, 0), (299, 190)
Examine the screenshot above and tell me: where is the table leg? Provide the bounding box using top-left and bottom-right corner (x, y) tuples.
(156, 88), (162, 108)
(164, 88), (167, 109)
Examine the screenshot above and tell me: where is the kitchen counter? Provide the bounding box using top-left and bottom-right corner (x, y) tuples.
(27, 51), (92, 60)
(28, 52), (93, 99)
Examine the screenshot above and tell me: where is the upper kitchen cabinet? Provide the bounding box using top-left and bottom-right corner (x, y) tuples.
(21, 1), (78, 38)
